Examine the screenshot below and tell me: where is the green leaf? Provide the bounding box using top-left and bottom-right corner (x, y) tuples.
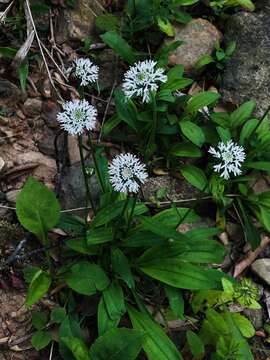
(0, 47), (17, 59)
(62, 337), (91, 360)
(90, 328), (144, 360)
(98, 298), (120, 336)
(31, 330), (51, 351)
(59, 315), (84, 359)
(230, 100), (256, 128)
(100, 31), (137, 64)
(162, 78), (192, 92)
(216, 126), (231, 143)
(50, 307), (66, 324)
(157, 17), (174, 36)
(165, 286), (184, 320)
(170, 143), (202, 157)
(186, 92), (220, 113)
(87, 227), (113, 245)
(18, 61), (29, 93)
(25, 269), (51, 307)
(222, 312), (253, 359)
(66, 237), (99, 255)
(114, 90), (138, 131)
(96, 13), (119, 32)
(16, 177), (60, 243)
(196, 54), (215, 69)
(179, 121), (205, 147)
(245, 161), (270, 173)
(23, 266), (40, 285)
(32, 311), (47, 330)
(64, 261), (110, 295)
(172, 9), (192, 23)
(237, 199), (261, 250)
(128, 306), (183, 360)
(103, 115), (121, 136)
(180, 164), (208, 191)
(140, 216), (188, 242)
(186, 330), (205, 358)
(231, 313), (255, 338)
(111, 249), (135, 288)
(240, 119), (259, 145)
(92, 201), (126, 227)
(153, 207), (199, 226)
(138, 258), (223, 290)
(102, 281), (126, 320)
(237, 0), (255, 11)
(205, 308), (230, 336)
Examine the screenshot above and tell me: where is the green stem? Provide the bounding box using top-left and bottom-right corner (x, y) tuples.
(249, 104), (270, 139)
(77, 135), (96, 215)
(126, 193), (138, 235)
(113, 195), (130, 241)
(43, 234), (53, 275)
(88, 132), (105, 193)
(145, 92), (157, 159)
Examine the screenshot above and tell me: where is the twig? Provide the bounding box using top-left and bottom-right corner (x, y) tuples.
(233, 235), (270, 277)
(98, 80), (116, 142)
(49, 341), (54, 360)
(0, 0), (14, 23)
(24, 0), (58, 95)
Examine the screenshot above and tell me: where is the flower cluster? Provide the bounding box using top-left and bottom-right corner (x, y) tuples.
(209, 140), (246, 180)
(123, 60), (167, 103)
(108, 153), (148, 193)
(57, 99), (97, 135)
(73, 58), (99, 86)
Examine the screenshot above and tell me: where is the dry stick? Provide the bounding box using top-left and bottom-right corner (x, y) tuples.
(0, 194), (240, 213)
(41, 42), (68, 82)
(0, 0), (14, 23)
(25, 0), (58, 94)
(98, 80), (117, 142)
(233, 235), (270, 278)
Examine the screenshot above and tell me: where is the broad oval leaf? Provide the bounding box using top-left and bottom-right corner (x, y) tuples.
(90, 328), (144, 360)
(100, 31), (137, 64)
(16, 177), (60, 242)
(64, 261), (109, 295)
(170, 143), (201, 157)
(180, 164), (208, 191)
(186, 92), (220, 113)
(180, 121), (205, 147)
(25, 269), (51, 308)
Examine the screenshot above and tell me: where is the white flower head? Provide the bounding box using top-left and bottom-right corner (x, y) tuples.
(73, 58), (99, 86)
(209, 140), (246, 180)
(174, 91), (186, 98)
(57, 99), (97, 135)
(108, 153), (148, 193)
(123, 60), (167, 103)
(199, 106), (210, 116)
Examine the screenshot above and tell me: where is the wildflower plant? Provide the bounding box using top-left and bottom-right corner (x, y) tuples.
(209, 140), (246, 180)
(108, 153), (148, 193)
(73, 58), (99, 87)
(123, 60), (167, 103)
(57, 99), (97, 135)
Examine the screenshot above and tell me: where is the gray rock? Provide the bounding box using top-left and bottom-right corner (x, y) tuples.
(23, 98), (42, 116)
(60, 161), (100, 210)
(165, 18), (222, 74)
(243, 308), (263, 330)
(56, 0), (105, 43)
(222, 12), (270, 116)
(251, 258), (270, 285)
